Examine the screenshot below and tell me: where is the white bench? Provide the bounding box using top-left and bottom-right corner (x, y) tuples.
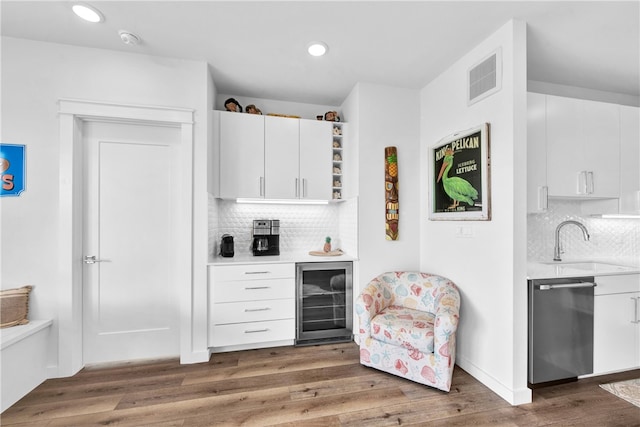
(1, 319), (53, 412)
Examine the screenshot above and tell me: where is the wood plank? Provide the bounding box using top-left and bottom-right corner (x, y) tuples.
(183, 385), (409, 426)
(289, 370), (401, 401)
(184, 345), (358, 385)
(117, 362), (367, 410)
(338, 377), (508, 426)
(44, 387), (292, 427)
(0, 395), (122, 425)
(13, 373), (186, 407)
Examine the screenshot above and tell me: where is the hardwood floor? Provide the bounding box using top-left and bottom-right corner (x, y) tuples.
(2, 342), (639, 426)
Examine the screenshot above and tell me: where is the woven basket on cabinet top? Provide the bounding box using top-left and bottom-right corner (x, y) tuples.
(0, 285), (33, 328)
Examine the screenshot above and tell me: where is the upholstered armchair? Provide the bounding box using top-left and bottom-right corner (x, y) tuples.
(355, 272), (460, 392)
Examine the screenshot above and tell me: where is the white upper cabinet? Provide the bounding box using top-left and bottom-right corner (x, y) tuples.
(219, 111), (265, 199)
(619, 105), (640, 213)
(264, 115), (299, 199)
(299, 120), (332, 200)
(527, 92), (548, 212)
(212, 111), (336, 201)
(546, 95), (620, 198)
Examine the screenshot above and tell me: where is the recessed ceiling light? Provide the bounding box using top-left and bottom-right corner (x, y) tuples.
(72, 3), (104, 23)
(307, 42), (328, 57)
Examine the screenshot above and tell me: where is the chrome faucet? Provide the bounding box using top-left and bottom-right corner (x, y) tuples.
(553, 220), (590, 261)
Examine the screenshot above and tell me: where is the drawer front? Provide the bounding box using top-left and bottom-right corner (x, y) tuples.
(212, 263), (294, 282)
(214, 278), (294, 303)
(595, 274), (640, 295)
(212, 298), (294, 324)
(210, 319), (294, 347)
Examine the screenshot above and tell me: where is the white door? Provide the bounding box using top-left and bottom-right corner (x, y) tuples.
(83, 121), (180, 364)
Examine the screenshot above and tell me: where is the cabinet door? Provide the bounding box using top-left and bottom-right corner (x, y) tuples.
(582, 100), (619, 198)
(527, 93), (547, 212)
(593, 292), (639, 374)
(546, 95), (582, 197)
(219, 112), (264, 199)
(300, 120), (332, 200)
(620, 105), (640, 213)
(546, 96), (620, 198)
(265, 116), (299, 199)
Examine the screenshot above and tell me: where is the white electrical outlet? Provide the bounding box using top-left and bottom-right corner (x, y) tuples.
(456, 226), (475, 238)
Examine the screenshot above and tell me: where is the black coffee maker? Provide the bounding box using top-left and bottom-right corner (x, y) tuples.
(252, 219), (280, 256)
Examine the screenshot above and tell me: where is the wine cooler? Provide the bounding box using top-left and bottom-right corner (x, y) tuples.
(295, 261), (353, 345)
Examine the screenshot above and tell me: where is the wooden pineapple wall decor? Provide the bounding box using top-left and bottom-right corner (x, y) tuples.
(385, 146), (399, 240)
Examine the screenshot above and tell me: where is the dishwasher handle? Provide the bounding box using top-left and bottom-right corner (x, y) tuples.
(537, 282), (596, 291)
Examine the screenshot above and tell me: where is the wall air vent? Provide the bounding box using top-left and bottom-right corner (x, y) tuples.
(468, 48), (502, 105)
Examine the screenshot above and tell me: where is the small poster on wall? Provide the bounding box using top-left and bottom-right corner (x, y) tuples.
(429, 124), (491, 220)
(0, 144), (26, 197)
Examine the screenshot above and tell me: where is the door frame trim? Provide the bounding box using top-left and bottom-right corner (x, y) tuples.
(58, 99), (194, 377)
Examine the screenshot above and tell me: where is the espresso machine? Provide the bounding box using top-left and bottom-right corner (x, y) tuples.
(252, 219), (280, 256)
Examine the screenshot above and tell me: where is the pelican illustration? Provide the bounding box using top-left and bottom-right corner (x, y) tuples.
(437, 148), (478, 209)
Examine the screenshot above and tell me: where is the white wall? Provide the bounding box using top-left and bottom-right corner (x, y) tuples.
(0, 37), (210, 373)
(419, 21), (530, 404)
(341, 83), (421, 293)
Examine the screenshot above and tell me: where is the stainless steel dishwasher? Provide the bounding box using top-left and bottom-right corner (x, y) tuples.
(528, 276), (596, 386)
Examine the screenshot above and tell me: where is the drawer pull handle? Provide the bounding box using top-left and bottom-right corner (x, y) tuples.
(245, 271), (270, 275)
(537, 282), (595, 290)
(245, 307), (271, 312)
(632, 297), (640, 324)
(245, 286), (270, 290)
(244, 328), (269, 334)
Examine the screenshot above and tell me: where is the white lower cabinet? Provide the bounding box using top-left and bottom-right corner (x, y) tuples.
(211, 319), (295, 348)
(593, 274), (640, 374)
(208, 263), (295, 350)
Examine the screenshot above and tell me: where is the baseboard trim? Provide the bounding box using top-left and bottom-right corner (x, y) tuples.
(180, 349), (210, 364)
(456, 354), (532, 405)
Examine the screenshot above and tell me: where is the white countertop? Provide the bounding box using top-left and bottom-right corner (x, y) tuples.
(208, 251), (358, 266)
(527, 260), (640, 280)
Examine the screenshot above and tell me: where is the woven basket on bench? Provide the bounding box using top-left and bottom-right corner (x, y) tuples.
(0, 286), (33, 328)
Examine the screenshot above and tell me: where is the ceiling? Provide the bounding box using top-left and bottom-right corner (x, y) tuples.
(2, 1), (638, 106)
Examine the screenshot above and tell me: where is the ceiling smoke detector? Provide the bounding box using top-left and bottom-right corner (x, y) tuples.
(119, 30), (141, 46)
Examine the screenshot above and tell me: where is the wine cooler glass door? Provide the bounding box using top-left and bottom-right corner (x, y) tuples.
(296, 262), (352, 345)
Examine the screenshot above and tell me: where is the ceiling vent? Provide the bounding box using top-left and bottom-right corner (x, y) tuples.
(468, 48), (502, 105)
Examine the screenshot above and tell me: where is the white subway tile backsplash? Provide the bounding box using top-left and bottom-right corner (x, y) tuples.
(208, 196), (357, 257)
(528, 199), (640, 266)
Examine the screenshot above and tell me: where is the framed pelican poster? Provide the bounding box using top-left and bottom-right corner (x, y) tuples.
(429, 123), (491, 221)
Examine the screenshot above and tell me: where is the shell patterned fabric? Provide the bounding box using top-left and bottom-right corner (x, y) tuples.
(370, 305), (435, 353)
(355, 272), (460, 392)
